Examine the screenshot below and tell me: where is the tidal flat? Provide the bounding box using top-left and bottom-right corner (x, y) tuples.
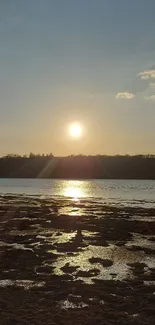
(0, 195), (155, 325)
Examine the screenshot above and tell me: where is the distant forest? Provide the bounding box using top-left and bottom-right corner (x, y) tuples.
(0, 153), (155, 179)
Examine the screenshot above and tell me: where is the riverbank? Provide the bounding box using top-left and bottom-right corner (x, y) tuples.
(0, 195), (155, 324)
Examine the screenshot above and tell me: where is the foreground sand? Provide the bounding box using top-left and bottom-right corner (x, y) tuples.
(0, 195), (155, 325)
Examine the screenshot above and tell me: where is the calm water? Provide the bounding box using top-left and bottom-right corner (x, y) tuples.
(0, 178), (155, 207)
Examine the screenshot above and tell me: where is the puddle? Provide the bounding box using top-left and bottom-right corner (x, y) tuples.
(60, 300), (88, 310)
(53, 244), (155, 283)
(53, 231), (77, 243)
(144, 281), (155, 286)
(126, 233), (155, 249)
(100, 300), (105, 305)
(0, 241), (33, 251)
(0, 280), (45, 289)
(132, 314), (140, 318)
(51, 230), (99, 244)
(131, 216), (155, 222)
(37, 235), (47, 240)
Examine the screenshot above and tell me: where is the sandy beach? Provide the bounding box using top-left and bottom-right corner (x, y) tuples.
(0, 195), (155, 324)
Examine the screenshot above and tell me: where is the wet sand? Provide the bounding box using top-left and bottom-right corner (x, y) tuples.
(0, 195), (155, 324)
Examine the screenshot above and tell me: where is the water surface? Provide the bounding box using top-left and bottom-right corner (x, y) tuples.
(0, 178), (155, 207)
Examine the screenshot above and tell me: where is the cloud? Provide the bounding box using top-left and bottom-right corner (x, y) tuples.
(145, 95), (155, 100)
(150, 95), (155, 100)
(139, 69), (155, 80)
(149, 83), (155, 89)
(116, 92), (135, 100)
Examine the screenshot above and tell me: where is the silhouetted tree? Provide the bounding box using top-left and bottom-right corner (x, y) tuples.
(0, 154), (155, 179)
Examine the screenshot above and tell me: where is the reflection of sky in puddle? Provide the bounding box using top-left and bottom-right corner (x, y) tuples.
(0, 280), (45, 289)
(131, 216), (155, 222)
(60, 299), (88, 310)
(126, 233), (155, 249)
(53, 244), (155, 284)
(51, 230), (99, 244)
(0, 241), (33, 251)
(59, 296), (105, 309)
(144, 281), (155, 286)
(53, 231), (77, 243)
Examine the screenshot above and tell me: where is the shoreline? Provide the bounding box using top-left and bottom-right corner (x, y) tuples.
(0, 195), (155, 324)
(1, 193), (155, 209)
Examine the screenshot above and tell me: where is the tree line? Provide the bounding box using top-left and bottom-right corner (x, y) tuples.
(0, 154), (155, 179)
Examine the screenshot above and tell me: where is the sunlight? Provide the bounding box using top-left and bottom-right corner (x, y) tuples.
(63, 181), (86, 199)
(64, 187), (83, 199)
(69, 123), (82, 138)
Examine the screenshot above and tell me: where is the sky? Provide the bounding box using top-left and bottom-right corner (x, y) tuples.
(0, 0), (155, 156)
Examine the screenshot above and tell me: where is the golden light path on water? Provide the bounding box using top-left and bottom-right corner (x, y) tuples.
(63, 181), (87, 199)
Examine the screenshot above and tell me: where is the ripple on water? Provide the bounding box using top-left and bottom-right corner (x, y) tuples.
(59, 206), (84, 216)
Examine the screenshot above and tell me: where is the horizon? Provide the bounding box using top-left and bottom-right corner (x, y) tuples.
(1, 152), (155, 159)
(0, 1), (155, 156)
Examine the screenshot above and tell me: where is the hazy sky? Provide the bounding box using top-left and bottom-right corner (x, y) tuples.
(1, 0), (155, 156)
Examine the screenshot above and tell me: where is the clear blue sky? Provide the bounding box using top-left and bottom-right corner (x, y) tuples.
(0, 0), (155, 156)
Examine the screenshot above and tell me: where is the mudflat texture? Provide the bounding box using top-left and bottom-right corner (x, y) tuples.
(0, 195), (155, 325)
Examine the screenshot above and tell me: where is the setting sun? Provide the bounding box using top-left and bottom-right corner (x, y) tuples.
(69, 123), (82, 138)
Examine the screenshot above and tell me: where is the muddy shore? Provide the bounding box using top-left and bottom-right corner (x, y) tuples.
(0, 195), (155, 325)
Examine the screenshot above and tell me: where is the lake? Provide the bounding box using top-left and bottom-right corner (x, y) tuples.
(0, 178), (155, 207)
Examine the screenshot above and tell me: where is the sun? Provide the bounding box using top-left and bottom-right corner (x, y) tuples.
(69, 123), (82, 138)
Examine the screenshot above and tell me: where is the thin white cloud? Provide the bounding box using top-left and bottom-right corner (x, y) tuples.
(139, 69), (155, 80)
(116, 92), (135, 100)
(149, 82), (155, 89)
(145, 95), (155, 100)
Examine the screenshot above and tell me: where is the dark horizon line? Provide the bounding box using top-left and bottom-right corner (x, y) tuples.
(1, 153), (155, 159)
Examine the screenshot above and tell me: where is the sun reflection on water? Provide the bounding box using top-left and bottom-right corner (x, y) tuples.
(63, 181), (87, 200)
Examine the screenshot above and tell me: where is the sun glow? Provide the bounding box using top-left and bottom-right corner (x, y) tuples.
(63, 181), (86, 200)
(69, 123), (82, 138)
